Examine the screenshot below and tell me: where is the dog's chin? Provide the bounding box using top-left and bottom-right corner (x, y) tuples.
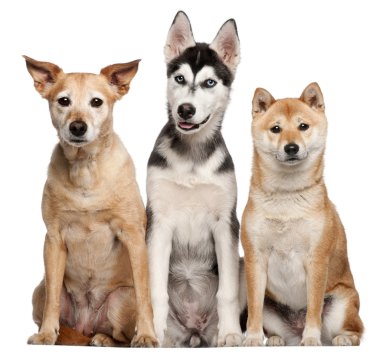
(176, 115), (210, 134)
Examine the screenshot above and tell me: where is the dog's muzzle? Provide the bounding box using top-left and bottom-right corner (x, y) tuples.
(177, 115), (210, 131)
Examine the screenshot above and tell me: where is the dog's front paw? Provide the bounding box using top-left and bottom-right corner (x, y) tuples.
(243, 335), (265, 347)
(131, 334), (159, 348)
(300, 337), (322, 346)
(27, 331), (57, 345)
(267, 335), (285, 346)
(217, 333), (243, 347)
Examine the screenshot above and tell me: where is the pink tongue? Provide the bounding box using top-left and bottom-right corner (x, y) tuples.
(179, 122), (195, 129)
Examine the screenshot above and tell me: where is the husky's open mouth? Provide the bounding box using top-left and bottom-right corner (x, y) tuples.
(178, 115), (210, 131)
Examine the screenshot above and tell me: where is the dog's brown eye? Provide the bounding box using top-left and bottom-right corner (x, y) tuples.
(299, 123), (309, 131)
(90, 98), (103, 108)
(57, 97), (71, 107)
(270, 125), (282, 134)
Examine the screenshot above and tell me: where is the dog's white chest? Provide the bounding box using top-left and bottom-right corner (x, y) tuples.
(148, 157), (235, 245)
(267, 245), (307, 309)
(252, 192), (325, 309)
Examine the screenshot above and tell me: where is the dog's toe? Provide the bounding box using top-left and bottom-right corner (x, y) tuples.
(266, 335), (285, 346)
(243, 336), (264, 347)
(300, 337), (322, 346)
(218, 333), (243, 347)
(27, 331), (57, 345)
(332, 335), (357, 346)
(90, 333), (116, 347)
(131, 334), (159, 348)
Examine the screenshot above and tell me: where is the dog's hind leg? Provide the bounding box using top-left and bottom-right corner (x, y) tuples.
(321, 289), (363, 346)
(104, 286), (136, 346)
(262, 305), (300, 346)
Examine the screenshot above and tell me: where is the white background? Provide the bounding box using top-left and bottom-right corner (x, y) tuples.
(0, 0), (379, 356)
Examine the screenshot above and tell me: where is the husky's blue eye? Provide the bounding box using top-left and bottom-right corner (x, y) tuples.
(270, 125), (282, 134)
(298, 123), (309, 131)
(204, 79), (217, 88)
(175, 75), (185, 84)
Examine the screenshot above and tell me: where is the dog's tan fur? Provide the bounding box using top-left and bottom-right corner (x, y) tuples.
(24, 56), (157, 347)
(241, 83), (363, 346)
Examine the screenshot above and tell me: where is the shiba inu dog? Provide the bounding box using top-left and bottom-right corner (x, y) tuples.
(146, 11), (243, 347)
(241, 83), (364, 346)
(24, 56), (157, 347)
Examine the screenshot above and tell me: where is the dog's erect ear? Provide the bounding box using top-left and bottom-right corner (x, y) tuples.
(23, 55), (62, 97)
(300, 82), (325, 112)
(164, 11), (196, 63)
(210, 19), (240, 73)
(100, 59), (140, 98)
(252, 88), (276, 118)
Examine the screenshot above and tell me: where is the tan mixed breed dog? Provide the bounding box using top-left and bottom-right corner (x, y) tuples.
(241, 83), (363, 346)
(24, 56), (157, 347)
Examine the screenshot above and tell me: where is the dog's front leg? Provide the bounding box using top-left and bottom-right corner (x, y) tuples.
(111, 220), (158, 347)
(241, 207), (268, 347)
(301, 254), (329, 346)
(146, 218), (172, 346)
(242, 243), (268, 346)
(28, 233), (67, 345)
(213, 219), (243, 347)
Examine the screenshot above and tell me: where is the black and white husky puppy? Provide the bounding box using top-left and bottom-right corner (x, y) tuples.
(146, 11), (243, 347)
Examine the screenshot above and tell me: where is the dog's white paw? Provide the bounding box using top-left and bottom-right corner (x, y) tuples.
(332, 335), (355, 346)
(218, 333), (243, 347)
(266, 335), (285, 346)
(300, 337), (322, 346)
(243, 332), (265, 347)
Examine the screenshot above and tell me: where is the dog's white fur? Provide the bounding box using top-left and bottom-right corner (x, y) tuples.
(147, 11), (242, 346)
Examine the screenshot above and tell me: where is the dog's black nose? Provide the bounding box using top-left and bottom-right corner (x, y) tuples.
(178, 103), (196, 120)
(69, 120), (87, 137)
(284, 143), (299, 155)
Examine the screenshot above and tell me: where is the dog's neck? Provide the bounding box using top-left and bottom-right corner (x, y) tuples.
(169, 123), (223, 163)
(252, 148), (325, 194)
(60, 122), (114, 189)
(166, 113), (224, 163)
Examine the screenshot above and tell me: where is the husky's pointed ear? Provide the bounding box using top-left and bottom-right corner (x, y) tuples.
(252, 88), (276, 118)
(164, 11), (196, 63)
(210, 19), (240, 73)
(300, 82), (325, 112)
(23, 55), (62, 97)
(100, 59), (140, 98)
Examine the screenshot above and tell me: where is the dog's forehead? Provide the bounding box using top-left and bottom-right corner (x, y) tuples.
(174, 63), (216, 82)
(49, 73), (113, 99)
(167, 43), (232, 86)
(267, 99), (321, 122)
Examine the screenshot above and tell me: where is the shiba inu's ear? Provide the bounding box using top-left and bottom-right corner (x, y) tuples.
(100, 59), (140, 98)
(252, 88), (276, 117)
(23, 55), (62, 97)
(210, 19), (240, 73)
(300, 82), (325, 112)
(165, 11), (196, 63)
